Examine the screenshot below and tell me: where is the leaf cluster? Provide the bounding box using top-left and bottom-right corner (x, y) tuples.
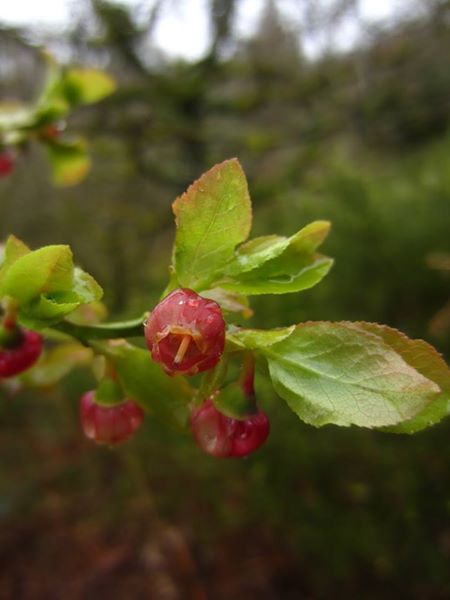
(0, 53), (115, 185)
(1, 159), (449, 435)
(165, 159), (450, 432)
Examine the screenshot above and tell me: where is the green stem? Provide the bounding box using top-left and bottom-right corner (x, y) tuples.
(95, 377), (124, 406)
(194, 354), (229, 406)
(52, 315), (146, 342)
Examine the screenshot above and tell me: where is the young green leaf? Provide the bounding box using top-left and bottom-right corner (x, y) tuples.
(0, 236), (31, 284)
(172, 159), (252, 290)
(220, 255), (333, 295)
(0, 242), (103, 327)
(255, 321), (448, 428)
(215, 221), (333, 295)
(63, 68), (116, 105)
(19, 274), (103, 328)
(225, 221), (331, 276)
(21, 293), (81, 324)
(45, 138), (91, 186)
(72, 267), (103, 305)
(3, 235), (31, 264)
(20, 277), (100, 324)
(225, 234), (289, 276)
(0, 245), (74, 303)
(37, 59), (115, 109)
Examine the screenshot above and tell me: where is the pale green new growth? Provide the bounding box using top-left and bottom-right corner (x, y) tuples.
(0, 237), (103, 328)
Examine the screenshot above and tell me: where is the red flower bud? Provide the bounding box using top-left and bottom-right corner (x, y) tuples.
(0, 328), (43, 377)
(145, 288), (225, 376)
(0, 150), (15, 178)
(190, 398), (270, 458)
(80, 391), (145, 446)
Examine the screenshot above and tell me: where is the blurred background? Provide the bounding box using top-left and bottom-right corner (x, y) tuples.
(1, 0), (449, 597)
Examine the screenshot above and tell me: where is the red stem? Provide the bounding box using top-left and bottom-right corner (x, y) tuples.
(240, 352), (255, 398)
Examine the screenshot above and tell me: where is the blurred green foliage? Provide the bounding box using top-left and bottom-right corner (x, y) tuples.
(0, 1), (449, 597)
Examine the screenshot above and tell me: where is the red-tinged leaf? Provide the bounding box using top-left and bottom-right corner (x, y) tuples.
(251, 321), (449, 429)
(355, 323), (450, 433)
(172, 159), (252, 290)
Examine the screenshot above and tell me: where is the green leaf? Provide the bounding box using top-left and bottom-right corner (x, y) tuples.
(63, 68), (116, 105)
(0, 245), (74, 304)
(259, 321), (448, 429)
(37, 60), (115, 110)
(45, 138), (91, 186)
(19, 274), (103, 328)
(220, 255), (333, 295)
(215, 221), (333, 296)
(172, 159), (252, 290)
(0, 242), (103, 327)
(227, 326), (296, 350)
(225, 221), (331, 276)
(0, 235), (30, 282)
(21, 292), (81, 323)
(3, 235), (31, 264)
(103, 341), (191, 429)
(72, 267), (103, 304)
(384, 395), (450, 433)
(352, 323), (450, 433)
(225, 234), (289, 276)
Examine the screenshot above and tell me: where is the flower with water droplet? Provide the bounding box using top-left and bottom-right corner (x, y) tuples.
(144, 288), (225, 376)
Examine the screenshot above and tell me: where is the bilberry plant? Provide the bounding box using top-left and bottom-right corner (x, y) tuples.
(1, 159), (449, 454)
